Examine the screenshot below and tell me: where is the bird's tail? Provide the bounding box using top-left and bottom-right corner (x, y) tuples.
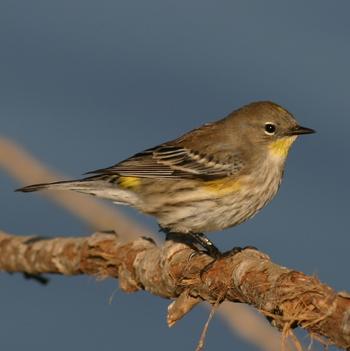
(16, 179), (92, 193)
(15, 175), (139, 206)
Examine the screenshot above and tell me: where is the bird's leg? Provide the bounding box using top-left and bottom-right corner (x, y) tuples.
(160, 226), (222, 258)
(160, 226), (257, 259)
(188, 232), (222, 259)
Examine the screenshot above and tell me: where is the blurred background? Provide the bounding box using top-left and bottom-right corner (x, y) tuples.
(0, 1), (349, 350)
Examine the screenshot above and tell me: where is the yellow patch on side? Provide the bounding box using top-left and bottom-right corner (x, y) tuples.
(269, 136), (297, 158)
(118, 176), (141, 189)
(202, 177), (242, 195)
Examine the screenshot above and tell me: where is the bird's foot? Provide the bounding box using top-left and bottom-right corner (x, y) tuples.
(160, 226), (258, 260)
(221, 245), (258, 257)
(160, 227), (222, 258)
(199, 245), (259, 279)
(188, 232), (222, 259)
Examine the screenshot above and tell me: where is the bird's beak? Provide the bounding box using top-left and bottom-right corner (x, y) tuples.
(287, 125), (316, 136)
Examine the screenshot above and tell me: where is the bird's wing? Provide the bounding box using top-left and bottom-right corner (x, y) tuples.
(87, 145), (244, 180)
(87, 121), (245, 180)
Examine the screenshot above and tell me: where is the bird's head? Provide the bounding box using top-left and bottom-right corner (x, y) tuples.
(226, 101), (315, 160)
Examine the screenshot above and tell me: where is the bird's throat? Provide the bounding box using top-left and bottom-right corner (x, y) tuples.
(269, 136), (297, 158)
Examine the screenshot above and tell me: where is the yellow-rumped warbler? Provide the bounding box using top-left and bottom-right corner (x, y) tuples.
(17, 101), (314, 256)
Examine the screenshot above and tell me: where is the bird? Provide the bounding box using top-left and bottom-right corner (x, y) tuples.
(16, 101), (315, 257)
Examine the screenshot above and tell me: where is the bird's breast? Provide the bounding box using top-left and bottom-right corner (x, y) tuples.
(208, 160), (284, 229)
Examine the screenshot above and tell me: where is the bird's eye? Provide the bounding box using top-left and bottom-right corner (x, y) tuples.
(264, 123), (276, 135)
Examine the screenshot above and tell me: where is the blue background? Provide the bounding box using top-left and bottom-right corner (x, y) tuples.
(0, 1), (349, 350)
